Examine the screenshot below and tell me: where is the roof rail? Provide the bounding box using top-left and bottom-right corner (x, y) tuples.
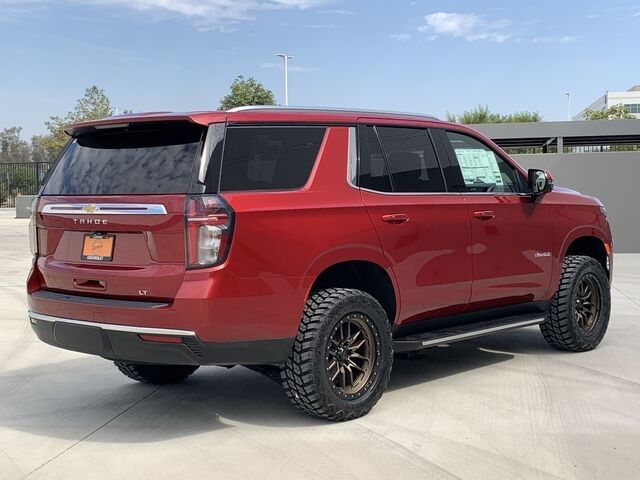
(226, 105), (439, 120)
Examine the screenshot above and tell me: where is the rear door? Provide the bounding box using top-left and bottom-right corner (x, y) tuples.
(35, 121), (205, 301)
(436, 129), (553, 310)
(357, 123), (472, 324)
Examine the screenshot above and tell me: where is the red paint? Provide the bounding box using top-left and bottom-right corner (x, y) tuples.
(28, 109), (613, 347)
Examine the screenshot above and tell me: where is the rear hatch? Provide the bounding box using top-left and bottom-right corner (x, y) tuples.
(35, 121), (204, 301)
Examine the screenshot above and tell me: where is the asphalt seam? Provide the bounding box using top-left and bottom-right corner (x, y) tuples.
(21, 386), (162, 479)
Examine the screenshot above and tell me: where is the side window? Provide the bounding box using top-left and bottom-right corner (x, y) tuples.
(219, 126), (326, 192)
(376, 127), (446, 193)
(357, 126), (393, 192)
(445, 131), (523, 193)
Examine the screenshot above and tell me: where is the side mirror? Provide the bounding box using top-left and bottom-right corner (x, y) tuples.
(528, 169), (553, 195)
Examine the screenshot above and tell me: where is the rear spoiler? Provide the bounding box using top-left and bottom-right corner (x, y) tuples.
(65, 112), (226, 137)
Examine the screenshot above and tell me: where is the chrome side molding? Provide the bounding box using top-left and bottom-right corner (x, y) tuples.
(420, 318), (544, 347)
(41, 203), (168, 215)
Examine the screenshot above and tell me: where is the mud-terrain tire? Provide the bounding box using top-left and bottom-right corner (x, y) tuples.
(114, 361), (199, 384)
(281, 288), (393, 421)
(540, 255), (610, 352)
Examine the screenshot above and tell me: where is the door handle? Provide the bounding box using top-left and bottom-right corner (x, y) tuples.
(381, 213), (409, 224)
(473, 210), (495, 220)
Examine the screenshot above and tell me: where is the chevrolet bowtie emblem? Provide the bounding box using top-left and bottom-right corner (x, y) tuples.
(82, 204), (98, 214)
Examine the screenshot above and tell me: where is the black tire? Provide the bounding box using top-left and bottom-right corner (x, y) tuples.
(540, 255), (611, 352)
(281, 288), (393, 421)
(114, 361), (199, 385)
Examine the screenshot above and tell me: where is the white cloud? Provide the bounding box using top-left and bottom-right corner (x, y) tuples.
(586, 14), (598, 18)
(0, 0), (331, 30)
(532, 35), (577, 44)
(300, 23), (336, 28)
(260, 62), (318, 72)
(418, 12), (511, 43)
(389, 33), (411, 41)
(318, 9), (353, 14)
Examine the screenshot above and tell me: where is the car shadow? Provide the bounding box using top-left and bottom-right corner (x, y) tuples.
(0, 327), (549, 443)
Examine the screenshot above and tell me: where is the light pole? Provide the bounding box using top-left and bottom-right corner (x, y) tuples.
(276, 53), (294, 106)
(565, 92), (571, 121)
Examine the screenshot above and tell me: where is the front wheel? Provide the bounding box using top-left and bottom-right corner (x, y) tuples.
(281, 288), (393, 421)
(541, 255), (611, 351)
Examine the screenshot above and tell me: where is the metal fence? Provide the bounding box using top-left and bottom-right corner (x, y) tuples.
(0, 162), (52, 208)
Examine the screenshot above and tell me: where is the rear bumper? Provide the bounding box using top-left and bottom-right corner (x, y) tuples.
(29, 311), (293, 366)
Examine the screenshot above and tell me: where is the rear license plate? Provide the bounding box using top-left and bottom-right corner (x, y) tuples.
(81, 233), (115, 262)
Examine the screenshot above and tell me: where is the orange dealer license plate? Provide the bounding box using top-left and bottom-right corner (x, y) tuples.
(81, 233), (115, 262)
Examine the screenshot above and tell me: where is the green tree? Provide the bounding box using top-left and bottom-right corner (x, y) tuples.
(218, 76), (276, 110)
(447, 105), (542, 124)
(35, 85), (113, 162)
(0, 127), (31, 163)
(583, 103), (634, 120)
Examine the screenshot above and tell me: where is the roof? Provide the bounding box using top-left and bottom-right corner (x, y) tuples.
(64, 106), (442, 136)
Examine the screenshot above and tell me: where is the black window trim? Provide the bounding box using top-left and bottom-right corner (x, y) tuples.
(355, 124), (451, 195)
(438, 128), (530, 195)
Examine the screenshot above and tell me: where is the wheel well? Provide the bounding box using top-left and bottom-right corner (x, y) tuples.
(566, 236), (608, 274)
(311, 261), (397, 323)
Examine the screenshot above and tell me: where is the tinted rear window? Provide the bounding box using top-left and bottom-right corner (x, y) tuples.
(219, 126), (326, 192)
(43, 123), (203, 195)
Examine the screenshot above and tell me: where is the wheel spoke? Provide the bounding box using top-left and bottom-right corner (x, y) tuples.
(350, 352), (369, 361)
(348, 338), (366, 351)
(347, 358), (365, 372)
(345, 364), (354, 386)
(347, 330), (361, 346)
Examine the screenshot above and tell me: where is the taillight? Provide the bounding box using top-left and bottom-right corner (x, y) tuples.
(29, 197), (39, 257)
(185, 195), (234, 268)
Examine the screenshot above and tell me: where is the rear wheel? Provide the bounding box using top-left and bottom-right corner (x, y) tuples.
(114, 361), (198, 384)
(540, 255), (610, 351)
(281, 288), (393, 421)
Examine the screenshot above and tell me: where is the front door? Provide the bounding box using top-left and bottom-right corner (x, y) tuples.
(438, 129), (553, 311)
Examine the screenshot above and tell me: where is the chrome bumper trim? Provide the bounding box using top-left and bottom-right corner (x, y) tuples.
(28, 311), (196, 337)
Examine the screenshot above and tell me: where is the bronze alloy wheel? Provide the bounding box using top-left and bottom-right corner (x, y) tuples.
(326, 313), (379, 399)
(574, 273), (602, 335)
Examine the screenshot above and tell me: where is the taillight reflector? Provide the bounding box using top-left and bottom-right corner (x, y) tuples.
(185, 195), (233, 269)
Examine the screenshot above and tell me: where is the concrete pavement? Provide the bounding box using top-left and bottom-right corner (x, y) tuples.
(0, 208), (639, 480)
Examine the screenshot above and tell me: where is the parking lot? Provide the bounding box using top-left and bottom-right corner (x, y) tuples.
(0, 208), (639, 480)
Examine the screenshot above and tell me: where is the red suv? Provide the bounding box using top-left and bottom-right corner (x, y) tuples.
(27, 107), (613, 420)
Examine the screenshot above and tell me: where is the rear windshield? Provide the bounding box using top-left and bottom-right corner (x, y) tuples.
(43, 122), (203, 195)
(219, 126), (326, 191)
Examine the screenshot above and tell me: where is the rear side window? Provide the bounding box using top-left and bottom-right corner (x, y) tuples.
(219, 127), (326, 192)
(357, 126), (393, 192)
(43, 122), (203, 195)
(376, 127), (445, 193)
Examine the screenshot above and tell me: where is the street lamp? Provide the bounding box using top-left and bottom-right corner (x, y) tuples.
(565, 92), (571, 121)
(276, 53), (294, 106)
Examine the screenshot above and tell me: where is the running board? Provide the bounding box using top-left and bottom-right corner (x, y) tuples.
(393, 315), (544, 353)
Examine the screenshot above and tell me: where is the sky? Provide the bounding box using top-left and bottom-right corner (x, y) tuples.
(0, 0), (638, 139)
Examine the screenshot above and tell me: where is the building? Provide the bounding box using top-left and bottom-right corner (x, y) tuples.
(574, 85), (640, 119)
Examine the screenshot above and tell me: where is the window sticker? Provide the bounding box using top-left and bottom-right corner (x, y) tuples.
(454, 148), (503, 186)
